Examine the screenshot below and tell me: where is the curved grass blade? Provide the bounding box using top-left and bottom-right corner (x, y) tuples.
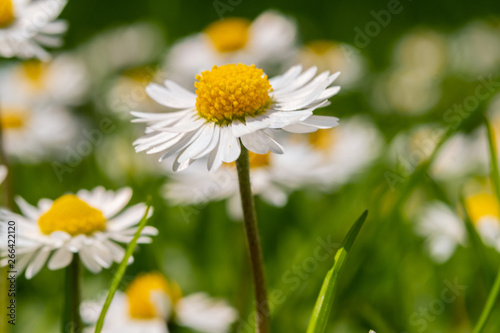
(473, 119), (500, 333)
(307, 210), (368, 333)
(94, 201), (152, 333)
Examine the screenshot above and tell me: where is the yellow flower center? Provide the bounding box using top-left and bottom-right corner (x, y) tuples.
(195, 64), (272, 125)
(0, 0), (15, 28)
(308, 129), (336, 153)
(306, 40), (337, 55)
(249, 152), (270, 168)
(465, 193), (500, 225)
(38, 195), (106, 236)
(126, 273), (183, 319)
(204, 18), (251, 53)
(21, 60), (47, 90)
(1, 110), (27, 129)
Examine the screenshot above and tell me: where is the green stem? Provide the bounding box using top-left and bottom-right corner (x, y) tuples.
(63, 255), (82, 333)
(235, 145), (270, 333)
(473, 266), (500, 333)
(473, 119), (500, 333)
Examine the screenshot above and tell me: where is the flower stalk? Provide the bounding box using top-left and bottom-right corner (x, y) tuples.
(235, 144), (270, 333)
(63, 255), (82, 333)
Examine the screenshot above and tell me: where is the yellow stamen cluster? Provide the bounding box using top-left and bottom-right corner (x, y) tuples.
(1, 110), (26, 129)
(0, 0), (15, 28)
(38, 195), (106, 236)
(126, 272), (183, 319)
(195, 64), (272, 125)
(22, 60), (46, 90)
(308, 129), (335, 153)
(465, 193), (500, 225)
(204, 18), (251, 53)
(249, 152), (270, 168)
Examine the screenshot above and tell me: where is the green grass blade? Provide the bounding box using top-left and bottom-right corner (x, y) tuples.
(94, 201), (152, 333)
(306, 210), (368, 333)
(473, 119), (500, 333)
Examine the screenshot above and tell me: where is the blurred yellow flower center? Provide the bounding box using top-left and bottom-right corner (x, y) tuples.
(308, 129), (335, 153)
(249, 152), (270, 168)
(126, 273), (183, 319)
(1, 110), (27, 129)
(205, 18), (251, 53)
(195, 64), (272, 125)
(22, 60), (46, 90)
(0, 0), (15, 28)
(307, 40), (336, 55)
(465, 193), (500, 225)
(38, 195), (106, 236)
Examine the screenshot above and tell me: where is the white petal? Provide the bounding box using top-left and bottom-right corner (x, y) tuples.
(48, 246), (73, 270)
(25, 246), (51, 279)
(146, 83), (196, 109)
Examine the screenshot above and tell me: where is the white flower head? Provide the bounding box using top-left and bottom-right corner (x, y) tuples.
(0, 187), (157, 279)
(0, 0), (68, 60)
(164, 10), (298, 89)
(133, 63), (340, 172)
(415, 201), (466, 263)
(83, 272), (238, 333)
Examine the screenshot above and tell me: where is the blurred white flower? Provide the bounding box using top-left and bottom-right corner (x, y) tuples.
(0, 187), (156, 279)
(82, 272), (238, 333)
(415, 192), (500, 262)
(104, 66), (165, 116)
(81, 22), (165, 83)
(0, 0), (68, 60)
(132, 64), (340, 172)
(372, 29), (448, 115)
(6, 54), (90, 106)
(0, 165), (6, 184)
(280, 116), (383, 190)
(163, 10), (298, 89)
(449, 21), (500, 77)
(163, 152), (291, 220)
(415, 201), (466, 263)
(465, 192), (500, 252)
(297, 40), (365, 89)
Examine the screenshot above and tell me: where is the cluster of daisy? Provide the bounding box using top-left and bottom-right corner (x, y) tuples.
(0, 4), (387, 332)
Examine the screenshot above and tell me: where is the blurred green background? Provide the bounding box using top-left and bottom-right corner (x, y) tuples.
(5, 0), (500, 332)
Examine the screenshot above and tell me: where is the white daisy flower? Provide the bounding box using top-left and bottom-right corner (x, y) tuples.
(132, 63), (340, 172)
(163, 152), (291, 220)
(7, 54), (90, 106)
(0, 187), (157, 279)
(0, 165), (6, 184)
(163, 10), (297, 89)
(0, 0), (68, 60)
(82, 272), (238, 333)
(297, 40), (365, 89)
(415, 201), (466, 263)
